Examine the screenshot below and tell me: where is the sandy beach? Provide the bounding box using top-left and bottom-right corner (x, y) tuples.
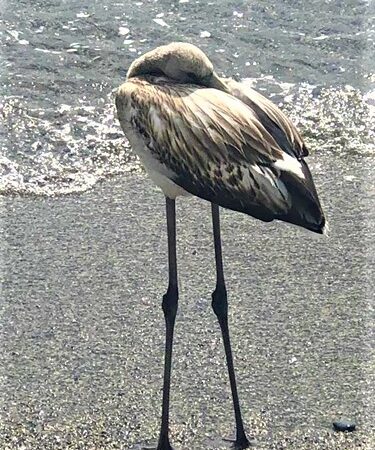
(1, 158), (374, 449)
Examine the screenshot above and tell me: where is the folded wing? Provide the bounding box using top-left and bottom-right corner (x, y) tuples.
(116, 77), (325, 233)
(223, 79), (308, 159)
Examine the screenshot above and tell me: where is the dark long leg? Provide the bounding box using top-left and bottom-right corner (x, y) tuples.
(156, 197), (178, 450)
(211, 203), (250, 449)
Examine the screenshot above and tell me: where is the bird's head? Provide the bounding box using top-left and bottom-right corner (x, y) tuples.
(126, 42), (227, 90)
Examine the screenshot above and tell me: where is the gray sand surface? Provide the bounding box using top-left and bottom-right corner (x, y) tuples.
(1, 160), (374, 449)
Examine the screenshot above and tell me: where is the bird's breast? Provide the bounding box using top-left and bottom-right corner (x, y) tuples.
(116, 91), (190, 199)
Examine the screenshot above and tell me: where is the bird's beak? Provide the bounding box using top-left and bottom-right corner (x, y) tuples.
(207, 72), (229, 92)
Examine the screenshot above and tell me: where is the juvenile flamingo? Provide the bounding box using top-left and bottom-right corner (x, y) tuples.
(115, 42), (326, 450)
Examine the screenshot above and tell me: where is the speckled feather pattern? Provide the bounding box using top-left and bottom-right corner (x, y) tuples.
(116, 75), (325, 232)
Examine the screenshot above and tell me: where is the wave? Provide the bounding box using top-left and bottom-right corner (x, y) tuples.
(1, 80), (373, 196)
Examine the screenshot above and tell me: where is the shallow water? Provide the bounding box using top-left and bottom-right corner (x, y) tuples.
(1, 0), (374, 195)
(1, 1), (375, 449)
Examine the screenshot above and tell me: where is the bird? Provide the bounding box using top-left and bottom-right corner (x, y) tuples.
(115, 42), (326, 450)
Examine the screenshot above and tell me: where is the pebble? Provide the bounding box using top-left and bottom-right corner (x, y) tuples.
(332, 421), (356, 432)
(200, 31), (211, 38)
(119, 27), (130, 36)
(153, 18), (169, 27)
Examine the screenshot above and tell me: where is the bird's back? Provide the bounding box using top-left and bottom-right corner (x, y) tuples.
(116, 76), (326, 234)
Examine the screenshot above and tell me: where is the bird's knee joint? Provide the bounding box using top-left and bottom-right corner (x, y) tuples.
(162, 285), (178, 321)
(211, 285), (228, 319)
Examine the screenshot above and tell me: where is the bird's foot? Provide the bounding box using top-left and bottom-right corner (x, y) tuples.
(132, 436), (175, 450)
(132, 444), (174, 450)
(142, 445), (175, 450)
(223, 433), (253, 449)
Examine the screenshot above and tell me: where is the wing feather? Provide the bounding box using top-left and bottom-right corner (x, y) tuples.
(223, 79), (308, 158)
(116, 76), (323, 228)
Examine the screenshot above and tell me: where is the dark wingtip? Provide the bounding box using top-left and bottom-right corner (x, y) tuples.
(276, 209), (327, 235)
(301, 216), (328, 235)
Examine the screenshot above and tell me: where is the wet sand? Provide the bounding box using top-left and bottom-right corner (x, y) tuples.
(1, 163), (374, 449)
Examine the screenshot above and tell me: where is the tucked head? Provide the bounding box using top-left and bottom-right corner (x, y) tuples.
(126, 42), (226, 89)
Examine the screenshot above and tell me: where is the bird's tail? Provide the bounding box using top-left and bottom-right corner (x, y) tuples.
(277, 161), (326, 234)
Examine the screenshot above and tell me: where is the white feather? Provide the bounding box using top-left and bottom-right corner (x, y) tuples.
(273, 153), (305, 179)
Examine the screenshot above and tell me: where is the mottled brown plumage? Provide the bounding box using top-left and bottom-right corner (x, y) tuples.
(116, 43), (325, 232)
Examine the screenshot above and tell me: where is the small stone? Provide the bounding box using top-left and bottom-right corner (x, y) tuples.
(200, 31), (211, 38)
(119, 26), (130, 36)
(153, 18), (170, 27)
(332, 421), (356, 432)
(76, 12), (90, 18)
